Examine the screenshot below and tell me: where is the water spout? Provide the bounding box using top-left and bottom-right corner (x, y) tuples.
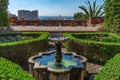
(58, 15), (62, 38)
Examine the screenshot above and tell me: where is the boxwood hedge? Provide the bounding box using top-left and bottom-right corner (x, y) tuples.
(0, 32), (49, 62)
(94, 54), (120, 80)
(63, 32), (120, 63)
(0, 57), (34, 80)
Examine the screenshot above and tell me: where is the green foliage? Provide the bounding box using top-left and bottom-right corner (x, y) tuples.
(73, 12), (87, 20)
(0, 35), (22, 43)
(101, 0), (120, 33)
(0, 32), (49, 62)
(0, 57), (34, 80)
(71, 33), (120, 42)
(63, 32), (120, 63)
(0, 0), (10, 29)
(78, 0), (104, 20)
(94, 54), (120, 80)
(0, 32), (40, 43)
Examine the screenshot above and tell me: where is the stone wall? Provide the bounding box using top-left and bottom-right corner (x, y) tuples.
(10, 19), (87, 26)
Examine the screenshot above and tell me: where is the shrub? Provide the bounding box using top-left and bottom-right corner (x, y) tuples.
(0, 0), (10, 29)
(63, 32), (120, 63)
(0, 35), (22, 43)
(101, 0), (120, 33)
(0, 57), (34, 80)
(0, 32), (49, 62)
(94, 54), (120, 80)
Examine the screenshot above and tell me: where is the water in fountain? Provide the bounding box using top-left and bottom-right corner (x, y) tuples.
(34, 15), (84, 69)
(35, 51), (84, 69)
(29, 15), (86, 80)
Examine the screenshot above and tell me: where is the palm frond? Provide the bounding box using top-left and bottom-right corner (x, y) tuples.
(93, 0), (97, 16)
(95, 4), (104, 17)
(78, 0), (104, 19)
(98, 12), (104, 17)
(79, 6), (89, 19)
(87, 0), (93, 17)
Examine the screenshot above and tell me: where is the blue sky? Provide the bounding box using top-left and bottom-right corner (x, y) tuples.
(8, 0), (104, 16)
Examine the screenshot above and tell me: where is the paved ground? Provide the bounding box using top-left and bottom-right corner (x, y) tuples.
(86, 62), (103, 74)
(11, 25), (101, 32)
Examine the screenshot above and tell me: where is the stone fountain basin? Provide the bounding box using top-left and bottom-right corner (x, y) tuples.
(49, 36), (68, 43)
(29, 50), (87, 70)
(28, 51), (87, 80)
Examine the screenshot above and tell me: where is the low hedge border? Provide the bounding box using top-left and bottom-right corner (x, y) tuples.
(71, 32), (120, 42)
(0, 32), (49, 62)
(63, 32), (120, 63)
(94, 54), (120, 80)
(0, 57), (34, 80)
(0, 32), (48, 46)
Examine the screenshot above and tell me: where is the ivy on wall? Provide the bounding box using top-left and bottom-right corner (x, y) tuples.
(0, 0), (10, 29)
(102, 0), (120, 33)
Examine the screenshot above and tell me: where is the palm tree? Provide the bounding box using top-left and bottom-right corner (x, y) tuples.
(79, 0), (104, 20)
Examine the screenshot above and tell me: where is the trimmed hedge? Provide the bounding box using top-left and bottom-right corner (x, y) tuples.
(0, 32), (49, 62)
(63, 32), (120, 63)
(0, 57), (34, 80)
(94, 54), (120, 80)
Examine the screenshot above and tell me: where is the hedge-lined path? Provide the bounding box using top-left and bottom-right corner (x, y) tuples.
(11, 25), (101, 32)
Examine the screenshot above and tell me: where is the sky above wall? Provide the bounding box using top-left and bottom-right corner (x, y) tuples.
(8, 0), (104, 16)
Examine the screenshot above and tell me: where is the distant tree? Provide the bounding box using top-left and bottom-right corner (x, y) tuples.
(73, 12), (87, 20)
(0, 0), (10, 29)
(79, 0), (104, 20)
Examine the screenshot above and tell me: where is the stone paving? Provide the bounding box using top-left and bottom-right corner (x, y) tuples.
(11, 25), (101, 32)
(86, 62), (103, 74)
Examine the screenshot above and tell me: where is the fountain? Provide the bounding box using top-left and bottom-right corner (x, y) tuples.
(28, 15), (87, 80)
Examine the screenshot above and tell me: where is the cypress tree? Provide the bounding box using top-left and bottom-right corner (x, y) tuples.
(102, 0), (120, 33)
(0, 0), (10, 29)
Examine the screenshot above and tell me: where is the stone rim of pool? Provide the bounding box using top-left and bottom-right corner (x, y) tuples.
(28, 36), (87, 80)
(28, 50), (87, 72)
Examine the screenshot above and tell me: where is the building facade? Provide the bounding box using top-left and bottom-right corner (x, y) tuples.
(18, 10), (38, 20)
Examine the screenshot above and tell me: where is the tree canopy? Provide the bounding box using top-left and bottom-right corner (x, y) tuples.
(101, 0), (120, 33)
(73, 12), (87, 20)
(0, 0), (10, 29)
(74, 0), (104, 20)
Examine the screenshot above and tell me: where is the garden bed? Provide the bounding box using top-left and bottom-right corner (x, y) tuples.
(0, 32), (49, 62)
(63, 32), (120, 63)
(0, 32), (38, 43)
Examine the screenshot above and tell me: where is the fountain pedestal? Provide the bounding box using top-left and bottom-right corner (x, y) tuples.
(55, 41), (62, 63)
(28, 15), (87, 80)
(28, 36), (87, 80)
